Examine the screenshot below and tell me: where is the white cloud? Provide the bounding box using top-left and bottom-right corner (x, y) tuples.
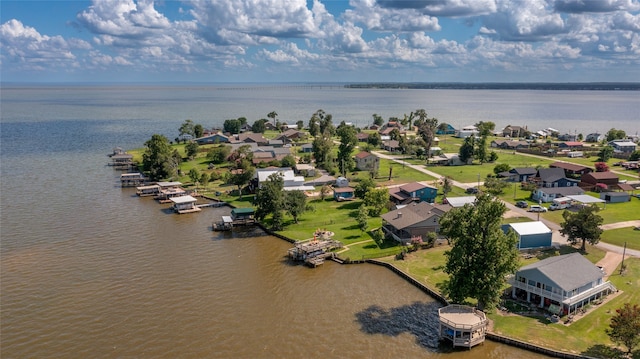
(554, 0), (640, 13)
(345, 0), (441, 32)
(482, 0), (566, 41)
(375, 0), (497, 17)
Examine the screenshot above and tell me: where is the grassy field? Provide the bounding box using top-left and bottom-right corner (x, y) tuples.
(540, 198), (640, 225)
(601, 227), (640, 251)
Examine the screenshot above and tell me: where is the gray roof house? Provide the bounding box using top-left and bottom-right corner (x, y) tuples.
(381, 202), (451, 244)
(535, 168), (580, 188)
(508, 253), (616, 315)
(498, 167), (537, 182)
(608, 140), (637, 153)
(532, 186), (585, 203)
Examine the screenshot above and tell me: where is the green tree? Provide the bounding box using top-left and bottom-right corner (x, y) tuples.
(319, 185), (331, 201)
(252, 119), (267, 133)
(207, 145), (231, 164)
(475, 136), (488, 163)
(493, 163), (511, 175)
(438, 194), (519, 310)
(267, 111), (278, 125)
(142, 134), (175, 180)
(179, 119), (196, 137)
(284, 190), (307, 224)
(629, 150), (640, 161)
(483, 176), (509, 196)
(475, 121), (495, 137)
(354, 177), (375, 198)
(367, 132), (382, 147)
(337, 125), (357, 176)
(223, 119), (241, 134)
(442, 176), (452, 197)
(194, 124), (204, 138)
(296, 120), (304, 130)
(356, 204), (369, 232)
(459, 136), (475, 164)
(372, 113), (384, 127)
(606, 128), (626, 142)
(188, 168), (200, 184)
(281, 154), (296, 168)
(185, 141), (199, 159)
(488, 151), (498, 162)
(254, 173), (284, 229)
(598, 146), (614, 162)
(559, 205), (603, 251)
(363, 188), (389, 217)
(200, 172), (210, 189)
(308, 116), (320, 137)
(312, 131), (333, 169)
(416, 111), (438, 154)
(229, 158), (255, 199)
(607, 303), (640, 355)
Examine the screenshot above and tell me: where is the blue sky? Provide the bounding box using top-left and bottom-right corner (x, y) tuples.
(2, 0), (640, 83)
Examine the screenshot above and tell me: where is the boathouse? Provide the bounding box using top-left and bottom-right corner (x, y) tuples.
(120, 173), (146, 187)
(231, 207), (255, 225)
(156, 181), (186, 202)
(109, 153), (134, 168)
(170, 195), (201, 214)
(136, 184), (160, 197)
(438, 305), (488, 348)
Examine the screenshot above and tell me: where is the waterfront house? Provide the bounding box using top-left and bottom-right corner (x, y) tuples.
(170, 195), (201, 214)
(381, 201), (451, 243)
(354, 151), (380, 172)
(608, 140), (637, 155)
(275, 129), (306, 144)
(382, 140), (401, 153)
(356, 132), (369, 142)
(534, 168), (580, 188)
(509, 253), (616, 315)
(255, 167), (314, 191)
(532, 186), (585, 203)
(497, 167), (537, 182)
(333, 186), (355, 201)
(502, 125), (527, 138)
(549, 162), (592, 177)
(436, 123), (456, 135)
(232, 132), (269, 146)
(558, 133), (578, 141)
(585, 133), (604, 143)
(388, 182), (437, 205)
(455, 125), (478, 138)
(490, 140), (530, 150)
(580, 171), (619, 189)
(195, 132), (229, 144)
(502, 221), (552, 250)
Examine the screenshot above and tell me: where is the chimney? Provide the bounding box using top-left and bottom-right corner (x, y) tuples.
(397, 212), (402, 219)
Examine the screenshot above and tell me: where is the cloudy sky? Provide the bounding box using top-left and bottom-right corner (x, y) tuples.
(2, 0), (640, 83)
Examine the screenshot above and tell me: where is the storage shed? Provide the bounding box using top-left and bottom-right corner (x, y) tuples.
(599, 191), (630, 203)
(502, 221), (552, 250)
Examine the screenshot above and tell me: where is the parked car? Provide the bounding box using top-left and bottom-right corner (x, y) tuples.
(528, 205), (547, 213)
(515, 201), (528, 208)
(465, 187), (478, 194)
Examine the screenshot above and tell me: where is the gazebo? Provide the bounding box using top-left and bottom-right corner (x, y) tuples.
(438, 305), (488, 348)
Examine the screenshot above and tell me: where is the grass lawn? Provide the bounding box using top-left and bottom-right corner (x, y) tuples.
(601, 227), (640, 251)
(541, 198), (640, 225)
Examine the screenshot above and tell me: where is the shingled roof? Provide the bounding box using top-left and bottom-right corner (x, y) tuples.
(517, 253), (604, 291)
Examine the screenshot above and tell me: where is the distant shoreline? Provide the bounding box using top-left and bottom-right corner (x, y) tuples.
(2, 81), (640, 91)
(344, 82), (640, 91)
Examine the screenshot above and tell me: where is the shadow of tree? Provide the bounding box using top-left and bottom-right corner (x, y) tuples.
(582, 344), (629, 359)
(354, 301), (442, 350)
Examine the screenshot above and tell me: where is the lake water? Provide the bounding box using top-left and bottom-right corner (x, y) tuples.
(2, 84), (638, 358)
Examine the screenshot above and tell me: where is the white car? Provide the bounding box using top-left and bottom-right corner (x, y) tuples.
(528, 205), (547, 212)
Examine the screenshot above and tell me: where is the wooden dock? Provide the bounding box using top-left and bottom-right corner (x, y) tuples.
(288, 238), (343, 268)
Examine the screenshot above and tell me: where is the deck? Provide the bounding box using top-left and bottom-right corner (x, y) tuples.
(288, 238), (343, 268)
(438, 305), (488, 348)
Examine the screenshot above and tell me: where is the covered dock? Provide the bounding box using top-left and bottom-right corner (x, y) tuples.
(438, 305), (488, 348)
(288, 238), (343, 267)
(170, 195), (201, 214)
(120, 172), (146, 187)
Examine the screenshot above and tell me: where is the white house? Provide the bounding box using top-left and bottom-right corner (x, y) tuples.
(455, 125), (478, 138)
(255, 167), (314, 191)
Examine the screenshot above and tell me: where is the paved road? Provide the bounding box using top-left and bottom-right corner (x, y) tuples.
(370, 151), (640, 257)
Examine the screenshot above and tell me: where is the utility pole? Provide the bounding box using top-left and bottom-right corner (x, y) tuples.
(620, 242), (627, 275)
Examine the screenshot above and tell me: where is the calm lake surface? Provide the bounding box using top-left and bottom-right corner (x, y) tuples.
(2, 85), (638, 358)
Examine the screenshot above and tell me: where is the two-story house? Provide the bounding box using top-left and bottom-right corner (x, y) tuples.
(389, 182), (438, 205)
(508, 253), (616, 316)
(354, 151), (380, 172)
(381, 202), (451, 244)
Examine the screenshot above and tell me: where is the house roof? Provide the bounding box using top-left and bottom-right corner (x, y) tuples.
(512, 167), (538, 175)
(517, 253), (603, 292)
(584, 171), (619, 180)
(537, 186), (585, 196)
(445, 196), (476, 207)
(400, 182), (430, 193)
(333, 186), (355, 193)
(355, 151), (375, 159)
(550, 162), (590, 172)
(537, 168), (568, 183)
(170, 195), (197, 204)
(383, 140), (400, 148)
(507, 221), (551, 236)
(381, 202), (450, 230)
(566, 195), (605, 204)
(561, 141), (583, 147)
